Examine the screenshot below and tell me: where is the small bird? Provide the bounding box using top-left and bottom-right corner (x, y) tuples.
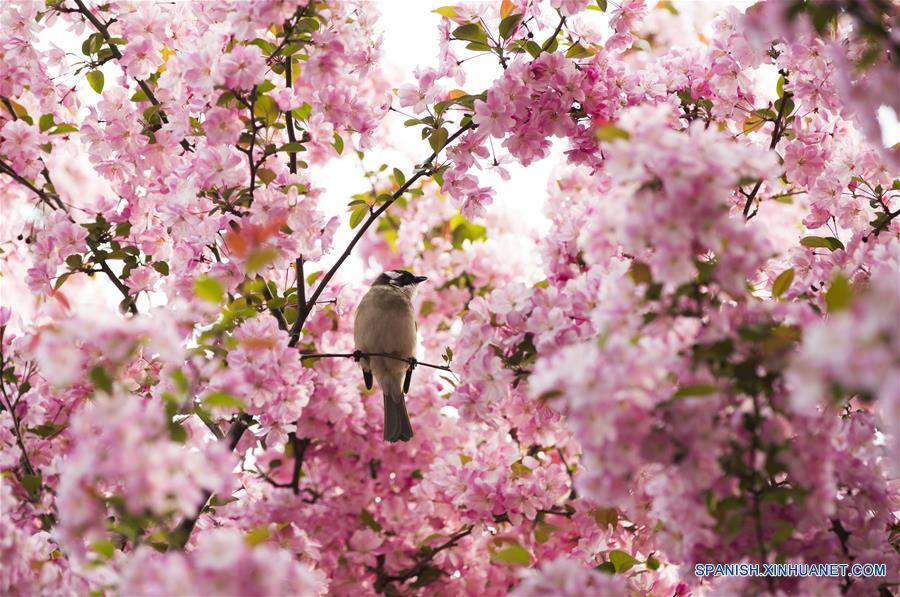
(353, 269), (427, 442)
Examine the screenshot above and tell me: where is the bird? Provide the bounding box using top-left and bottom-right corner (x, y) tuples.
(353, 269), (427, 442)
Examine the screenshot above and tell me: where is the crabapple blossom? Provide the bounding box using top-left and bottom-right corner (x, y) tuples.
(1, 0), (898, 595)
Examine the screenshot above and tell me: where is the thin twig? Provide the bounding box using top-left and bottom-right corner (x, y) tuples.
(371, 524), (474, 594)
(742, 90), (792, 219)
(260, 278), (288, 331)
(289, 257), (307, 345)
(170, 413), (253, 548)
(299, 351), (454, 374)
(542, 15), (567, 52)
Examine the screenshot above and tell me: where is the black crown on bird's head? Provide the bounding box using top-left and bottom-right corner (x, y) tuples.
(374, 269), (428, 287)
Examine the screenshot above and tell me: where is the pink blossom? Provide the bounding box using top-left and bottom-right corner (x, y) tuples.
(218, 43), (266, 90)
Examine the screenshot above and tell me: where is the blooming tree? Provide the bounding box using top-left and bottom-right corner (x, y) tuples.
(1, 0), (898, 595)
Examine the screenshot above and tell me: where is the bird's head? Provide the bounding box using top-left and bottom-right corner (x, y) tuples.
(373, 269), (428, 296)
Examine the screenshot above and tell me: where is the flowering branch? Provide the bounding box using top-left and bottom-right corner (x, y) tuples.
(71, 0), (193, 153)
(170, 412), (254, 549)
(287, 121), (476, 347)
(265, 434), (311, 495)
(0, 157), (138, 314)
(741, 86), (793, 219)
(370, 524), (474, 594)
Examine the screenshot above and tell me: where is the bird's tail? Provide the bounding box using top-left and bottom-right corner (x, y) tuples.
(382, 374), (413, 443)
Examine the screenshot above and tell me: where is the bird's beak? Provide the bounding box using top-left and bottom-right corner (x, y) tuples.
(413, 275), (428, 284)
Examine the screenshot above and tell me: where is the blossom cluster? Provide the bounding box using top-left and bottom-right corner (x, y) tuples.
(1, 0), (898, 595)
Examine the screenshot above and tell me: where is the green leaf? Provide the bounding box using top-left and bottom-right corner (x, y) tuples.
(252, 95), (280, 126)
(65, 254), (83, 269)
(534, 520), (560, 544)
(349, 205), (368, 229)
(168, 421), (187, 443)
(672, 384), (717, 398)
(332, 132), (344, 155)
(453, 23), (488, 45)
(81, 33), (104, 56)
(89, 366), (113, 394)
(565, 42), (595, 59)
(595, 125), (630, 142)
(152, 261), (170, 276)
(776, 74), (785, 98)
(195, 275), (225, 303)
(39, 114), (55, 132)
(130, 88), (149, 102)
(203, 391), (245, 409)
(524, 40), (542, 58)
(596, 0), (608, 10)
(51, 124), (79, 135)
(86, 70), (104, 94)
(499, 14), (524, 40)
(91, 539), (116, 559)
(257, 167), (277, 185)
(772, 267), (794, 299)
(450, 215), (487, 248)
(292, 103), (312, 121)
(429, 127), (449, 153)
(22, 473), (42, 500)
(28, 423), (65, 438)
(432, 6), (457, 18)
(279, 142), (304, 153)
(245, 526), (270, 547)
(608, 549), (638, 573)
(593, 507), (618, 529)
(646, 555), (660, 570)
(393, 168), (406, 186)
(596, 561), (616, 574)
(825, 274), (851, 313)
(800, 236), (844, 251)
(491, 542), (530, 566)
(53, 272), (72, 290)
(360, 509), (382, 532)
(628, 261), (652, 285)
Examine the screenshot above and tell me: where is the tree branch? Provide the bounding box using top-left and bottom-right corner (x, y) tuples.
(542, 15), (567, 52)
(371, 524), (474, 594)
(743, 90), (792, 219)
(299, 351), (455, 374)
(266, 434), (311, 495)
(0, 159), (137, 314)
(170, 413), (253, 549)
(71, 0), (193, 153)
(287, 120), (476, 347)
(97, 259), (138, 315)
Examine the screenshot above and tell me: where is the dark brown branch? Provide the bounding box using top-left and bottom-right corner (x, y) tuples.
(0, 159), (137, 314)
(556, 447), (577, 500)
(299, 351), (454, 374)
(863, 208), (900, 241)
(0, 159), (63, 212)
(170, 413), (253, 549)
(266, 434), (311, 495)
(743, 90), (792, 219)
(71, 0), (193, 153)
(260, 278), (288, 331)
(287, 121), (476, 347)
(289, 257), (306, 346)
(372, 524), (474, 594)
(542, 15), (567, 52)
(284, 51), (299, 175)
